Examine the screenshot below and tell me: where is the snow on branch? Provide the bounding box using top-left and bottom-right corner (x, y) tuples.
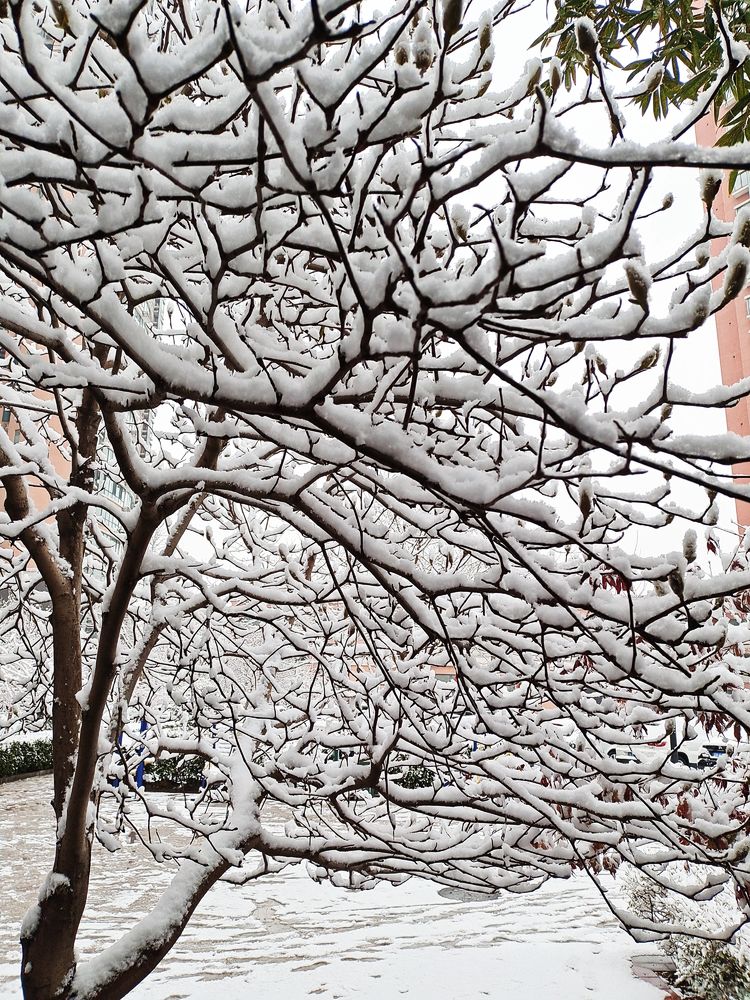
(0, 2), (749, 997)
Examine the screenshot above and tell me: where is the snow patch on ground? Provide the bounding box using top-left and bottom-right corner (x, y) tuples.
(0, 776), (664, 999)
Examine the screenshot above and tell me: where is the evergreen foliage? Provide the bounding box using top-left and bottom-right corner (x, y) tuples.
(538, 1), (750, 144)
(0, 738), (52, 779)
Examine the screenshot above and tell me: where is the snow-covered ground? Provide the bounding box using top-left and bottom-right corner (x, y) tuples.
(0, 775), (667, 999)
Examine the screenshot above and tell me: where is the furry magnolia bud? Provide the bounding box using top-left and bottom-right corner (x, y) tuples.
(683, 529), (697, 565)
(479, 19), (491, 55)
(550, 57), (562, 94)
(722, 245), (749, 303)
(395, 43), (409, 65)
(574, 17), (598, 59)
(733, 207), (750, 248)
(413, 20), (435, 73)
(635, 345), (660, 372)
(451, 205), (469, 241)
(579, 479), (593, 522)
(668, 567), (685, 600)
(689, 288), (710, 330)
(442, 0), (462, 41)
(700, 169), (722, 210)
(645, 65), (663, 93)
(525, 58), (542, 95)
(624, 261), (651, 311)
(52, 0), (71, 34)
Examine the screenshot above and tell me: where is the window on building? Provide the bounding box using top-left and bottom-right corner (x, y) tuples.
(13, 430), (21, 444)
(734, 170), (750, 196)
(746, 296), (750, 319)
(136, 299), (162, 331)
(1, 408), (11, 423)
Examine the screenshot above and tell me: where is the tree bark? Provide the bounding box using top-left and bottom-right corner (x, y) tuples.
(19, 388), (100, 999)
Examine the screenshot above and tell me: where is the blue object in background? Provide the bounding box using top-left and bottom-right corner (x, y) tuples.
(135, 718), (148, 788)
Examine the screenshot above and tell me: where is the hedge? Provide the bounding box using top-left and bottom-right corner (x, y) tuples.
(145, 755), (204, 790)
(0, 737), (53, 779)
(396, 764), (435, 789)
(0, 738), (208, 789)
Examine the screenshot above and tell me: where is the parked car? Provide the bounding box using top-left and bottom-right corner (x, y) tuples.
(628, 720), (735, 770)
(665, 718), (739, 769)
(603, 720), (670, 768)
(606, 745), (642, 765)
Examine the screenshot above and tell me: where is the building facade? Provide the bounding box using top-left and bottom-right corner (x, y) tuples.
(0, 300), (159, 571)
(695, 115), (750, 527)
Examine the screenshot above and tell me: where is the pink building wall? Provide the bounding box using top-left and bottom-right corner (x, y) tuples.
(694, 116), (750, 528)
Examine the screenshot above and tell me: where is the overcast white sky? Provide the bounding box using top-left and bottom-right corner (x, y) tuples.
(485, 0), (736, 560)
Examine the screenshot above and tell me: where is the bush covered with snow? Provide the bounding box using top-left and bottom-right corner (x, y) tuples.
(395, 765), (435, 789)
(145, 756), (204, 791)
(625, 871), (750, 1000)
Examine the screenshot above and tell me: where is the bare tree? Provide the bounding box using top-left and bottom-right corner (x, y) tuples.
(1, 1), (750, 998)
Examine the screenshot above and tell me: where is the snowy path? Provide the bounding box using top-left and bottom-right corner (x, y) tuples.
(0, 776), (666, 1000)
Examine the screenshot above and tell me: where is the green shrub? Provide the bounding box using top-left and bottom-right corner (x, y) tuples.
(396, 765), (435, 789)
(0, 737), (53, 778)
(625, 871), (750, 1000)
(673, 939), (750, 1000)
(145, 755), (203, 789)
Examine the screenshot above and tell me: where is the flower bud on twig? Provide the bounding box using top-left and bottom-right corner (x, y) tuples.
(575, 18), (598, 59)
(442, 0), (462, 41)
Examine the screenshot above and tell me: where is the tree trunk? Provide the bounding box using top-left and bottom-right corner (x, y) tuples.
(20, 388), (102, 998)
(20, 593), (92, 999)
